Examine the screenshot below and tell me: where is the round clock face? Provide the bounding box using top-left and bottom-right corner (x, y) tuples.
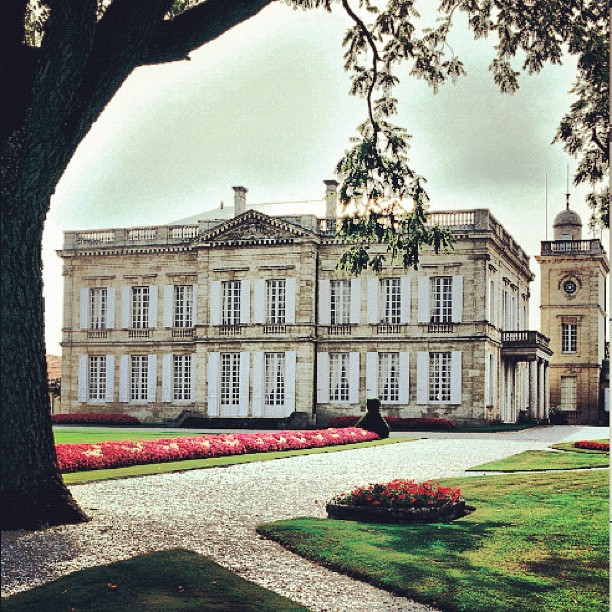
(563, 280), (577, 295)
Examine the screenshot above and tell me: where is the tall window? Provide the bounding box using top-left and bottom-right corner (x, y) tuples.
(560, 376), (577, 410)
(131, 286), (150, 328)
(90, 288), (107, 329)
(329, 352), (350, 402)
(220, 353), (240, 406)
(330, 280), (351, 325)
(429, 352), (451, 402)
(561, 323), (577, 353)
(266, 280), (286, 324)
(222, 281), (241, 325)
(173, 355), (192, 400)
(489, 278), (495, 325)
(380, 279), (401, 324)
(488, 354), (495, 406)
(429, 277), (452, 323)
(88, 355), (106, 400)
(264, 352), (285, 406)
(130, 355), (148, 401)
(174, 285), (193, 328)
(378, 352), (399, 402)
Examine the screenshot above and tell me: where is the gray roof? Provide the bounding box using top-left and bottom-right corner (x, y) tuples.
(553, 208), (582, 227)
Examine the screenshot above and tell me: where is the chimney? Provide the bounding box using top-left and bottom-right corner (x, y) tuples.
(233, 186), (247, 217)
(324, 179), (339, 218)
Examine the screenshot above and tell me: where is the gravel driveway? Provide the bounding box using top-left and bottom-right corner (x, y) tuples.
(1, 426), (606, 610)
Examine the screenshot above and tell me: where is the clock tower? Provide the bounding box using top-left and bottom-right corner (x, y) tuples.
(536, 202), (609, 424)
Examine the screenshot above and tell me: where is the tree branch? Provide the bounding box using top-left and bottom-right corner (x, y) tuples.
(591, 127), (609, 160)
(142, 0), (273, 65)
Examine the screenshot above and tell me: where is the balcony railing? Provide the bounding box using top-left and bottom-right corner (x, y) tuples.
(128, 328), (152, 338)
(428, 323), (454, 333)
(87, 330), (108, 339)
(377, 324), (402, 335)
(502, 330), (550, 349)
(172, 328), (195, 338)
(326, 325), (354, 336)
(541, 239), (604, 256)
(263, 324), (287, 334)
(219, 325), (242, 336)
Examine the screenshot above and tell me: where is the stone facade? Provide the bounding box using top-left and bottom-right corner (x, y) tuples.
(536, 205), (609, 425)
(59, 186), (551, 425)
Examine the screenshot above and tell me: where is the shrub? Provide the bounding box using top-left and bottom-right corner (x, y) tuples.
(573, 440), (610, 452)
(55, 427), (379, 473)
(52, 413), (141, 425)
(326, 415), (456, 430)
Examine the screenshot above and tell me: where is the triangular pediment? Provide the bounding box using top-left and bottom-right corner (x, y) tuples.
(198, 210), (312, 245)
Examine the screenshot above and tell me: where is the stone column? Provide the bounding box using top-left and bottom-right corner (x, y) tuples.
(544, 362), (550, 421)
(529, 359), (537, 420)
(538, 358), (545, 419)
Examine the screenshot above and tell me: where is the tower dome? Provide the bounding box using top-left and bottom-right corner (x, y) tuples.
(553, 206), (582, 241)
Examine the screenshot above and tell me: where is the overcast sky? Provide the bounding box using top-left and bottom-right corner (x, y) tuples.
(43, 3), (608, 354)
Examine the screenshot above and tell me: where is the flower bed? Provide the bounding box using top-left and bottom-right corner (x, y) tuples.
(52, 413), (141, 425)
(573, 440), (610, 452)
(326, 479), (473, 524)
(55, 427), (378, 473)
(326, 415), (456, 430)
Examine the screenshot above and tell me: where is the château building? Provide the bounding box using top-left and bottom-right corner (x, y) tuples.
(59, 181), (552, 425)
(536, 202), (609, 424)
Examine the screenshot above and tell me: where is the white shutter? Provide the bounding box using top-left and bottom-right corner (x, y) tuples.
(285, 351), (297, 416)
(252, 352), (264, 417)
(417, 276), (430, 323)
(400, 276), (411, 324)
(285, 278), (296, 324)
(80, 288), (89, 329)
(208, 352), (220, 416)
(240, 280), (251, 324)
(253, 280), (266, 324)
(239, 352), (250, 416)
(416, 351), (429, 404)
(163, 285), (174, 327)
(107, 287), (116, 328)
(350, 278), (361, 324)
(162, 354), (172, 402)
(121, 287), (131, 328)
(450, 351), (462, 404)
(349, 352), (360, 404)
(190, 353), (197, 401)
(210, 281), (221, 325)
(367, 278), (379, 324)
(191, 284), (198, 326)
(317, 352), (330, 403)
(147, 354), (157, 402)
(119, 355), (129, 402)
(105, 355), (115, 402)
(398, 352), (409, 404)
(366, 352), (379, 398)
(148, 286), (158, 328)
(452, 276), (463, 323)
(78, 355), (88, 402)
(319, 280), (331, 326)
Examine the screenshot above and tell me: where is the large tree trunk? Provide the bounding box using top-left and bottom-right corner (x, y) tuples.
(1, 196), (88, 530)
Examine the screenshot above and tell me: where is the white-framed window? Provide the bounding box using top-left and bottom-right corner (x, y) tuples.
(88, 355), (106, 400)
(220, 352), (240, 406)
(131, 286), (150, 328)
(378, 352), (399, 402)
(428, 352), (451, 402)
(561, 323), (577, 353)
(330, 352), (350, 401)
(266, 280), (286, 324)
(380, 279), (401, 324)
(173, 354), (192, 400)
(222, 281), (241, 325)
(560, 376), (577, 410)
(90, 288), (107, 329)
(174, 285), (193, 328)
(264, 352), (285, 406)
(430, 277), (452, 323)
(330, 280), (351, 325)
(130, 355), (148, 401)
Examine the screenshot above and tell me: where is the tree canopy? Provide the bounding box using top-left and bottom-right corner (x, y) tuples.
(1, 0), (607, 530)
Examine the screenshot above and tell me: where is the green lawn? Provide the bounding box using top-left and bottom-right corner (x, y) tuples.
(62, 437), (413, 485)
(2, 549), (306, 611)
(54, 428), (194, 444)
(467, 450), (609, 472)
(257, 470), (609, 612)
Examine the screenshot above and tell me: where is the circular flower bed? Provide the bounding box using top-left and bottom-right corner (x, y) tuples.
(326, 479), (474, 524)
